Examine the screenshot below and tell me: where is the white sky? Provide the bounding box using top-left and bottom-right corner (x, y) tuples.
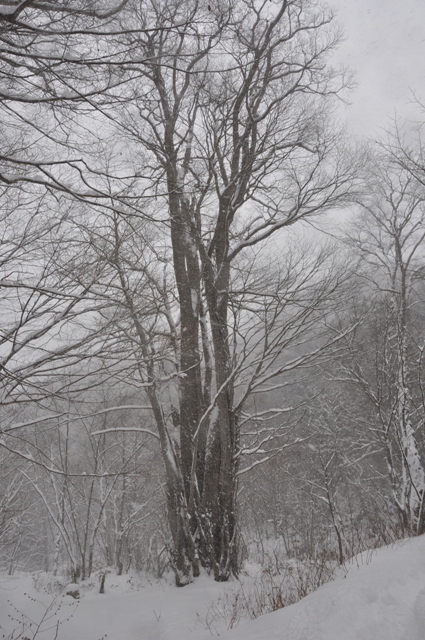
(331, 0), (425, 138)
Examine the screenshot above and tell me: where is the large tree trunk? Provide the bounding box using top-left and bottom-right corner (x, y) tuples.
(204, 268), (236, 579)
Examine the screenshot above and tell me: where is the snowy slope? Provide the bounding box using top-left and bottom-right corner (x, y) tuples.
(1, 536), (425, 640)
(221, 536), (425, 640)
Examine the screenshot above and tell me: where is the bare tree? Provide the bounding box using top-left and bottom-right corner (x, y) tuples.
(0, 0), (142, 433)
(340, 141), (425, 535)
(74, 0), (362, 584)
(12, 389), (160, 580)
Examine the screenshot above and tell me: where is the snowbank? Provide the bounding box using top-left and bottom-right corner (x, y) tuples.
(221, 535), (425, 640)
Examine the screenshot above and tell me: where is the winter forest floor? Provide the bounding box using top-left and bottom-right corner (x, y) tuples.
(1, 535), (425, 640)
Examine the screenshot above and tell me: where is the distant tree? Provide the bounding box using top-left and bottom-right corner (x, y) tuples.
(340, 141), (425, 535)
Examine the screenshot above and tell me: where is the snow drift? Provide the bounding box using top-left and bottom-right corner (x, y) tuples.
(221, 535), (425, 640)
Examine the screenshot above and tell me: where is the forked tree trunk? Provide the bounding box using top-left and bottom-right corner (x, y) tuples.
(201, 267), (239, 580)
(117, 0), (355, 584)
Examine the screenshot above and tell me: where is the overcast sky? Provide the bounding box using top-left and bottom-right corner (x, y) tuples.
(331, 0), (425, 138)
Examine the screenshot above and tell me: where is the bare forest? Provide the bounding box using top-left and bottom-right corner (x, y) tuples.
(1, 0), (425, 599)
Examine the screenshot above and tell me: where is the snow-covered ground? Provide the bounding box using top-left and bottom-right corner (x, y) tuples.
(1, 535), (425, 640)
(0, 572), (230, 640)
(223, 536), (425, 640)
